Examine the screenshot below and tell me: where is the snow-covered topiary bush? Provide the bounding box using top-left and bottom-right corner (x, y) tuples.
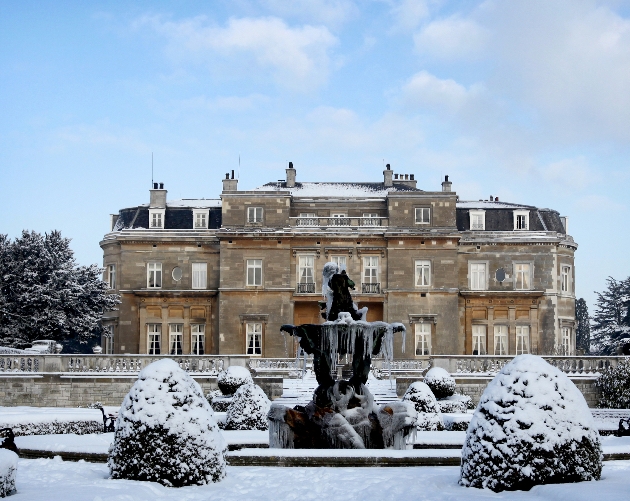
(402, 381), (444, 431)
(108, 359), (227, 487)
(217, 366), (253, 395)
(424, 367), (456, 399)
(206, 390), (233, 412)
(460, 354), (602, 492)
(0, 449), (17, 497)
(437, 394), (473, 414)
(224, 383), (271, 430)
(596, 358), (630, 409)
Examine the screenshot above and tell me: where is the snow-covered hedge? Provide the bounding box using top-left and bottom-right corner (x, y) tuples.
(206, 390), (233, 412)
(0, 407), (102, 436)
(402, 381), (444, 431)
(460, 354), (602, 492)
(217, 366), (253, 395)
(0, 450), (17, 498)
(596, 358), (630, 409)
(442, 413), (471, 431)
(437, 394), (472, 414)
(424, 367), (456, 399)
(224, 384), (271, 431)
(108, 359), (227, 487)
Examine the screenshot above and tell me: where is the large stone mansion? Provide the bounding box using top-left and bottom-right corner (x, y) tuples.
(100, 164), (577, 359)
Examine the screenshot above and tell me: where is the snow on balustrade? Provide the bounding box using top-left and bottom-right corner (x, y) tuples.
(0, 356), (41, 372)
(64, 356), (225, 375)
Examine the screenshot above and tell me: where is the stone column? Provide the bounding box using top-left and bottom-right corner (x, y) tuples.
(139, 303), (147, 354)
(530, 303), (539, 354)
(183, 305), (191, 354)
(487, 306), (495, 355)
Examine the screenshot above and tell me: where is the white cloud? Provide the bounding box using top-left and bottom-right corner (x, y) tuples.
(413, 16), (488, 59)
(259, 0), (358, 27)
(136, 15), (338, 90)
(390, 0), (431, 32)
(541, 157), (596, 190)
(401, 71), (483, 113)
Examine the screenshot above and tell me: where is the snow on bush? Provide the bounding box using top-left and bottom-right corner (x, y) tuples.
(401, 382), (444, 431)
(206, 390), (233, 412)
(442, 413), (471, 431)
(424, 367), (456, 399)
(596, 358), (630, 409)
(460, 354), (602, 492)
(108, 359), (227, 487)
(224, 383), (271, 431)
(0, 407), (102, 436)
(217, 366), (253, 395)
(437, 394), (473, 414)
(0, 449), (17, 497)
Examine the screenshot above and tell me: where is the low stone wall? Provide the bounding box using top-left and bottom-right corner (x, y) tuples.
(396, 376), (601, 408)
(0, 374), (283, 407)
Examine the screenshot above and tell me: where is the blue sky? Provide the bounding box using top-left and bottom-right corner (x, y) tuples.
(1, 0), (629, 311)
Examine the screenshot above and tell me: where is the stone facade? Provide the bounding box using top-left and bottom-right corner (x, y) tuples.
(100, 165), (577, 358)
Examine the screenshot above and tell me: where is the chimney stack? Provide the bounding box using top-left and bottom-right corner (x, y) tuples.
(286, 161), (296, 188)
(441, 175), (452, 192)
(222, 171), (238, 192)
(383, 164), (393, 187)
(150, 182), (167, 208)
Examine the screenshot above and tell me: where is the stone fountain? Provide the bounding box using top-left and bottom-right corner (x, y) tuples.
(268, 263), (417, 449)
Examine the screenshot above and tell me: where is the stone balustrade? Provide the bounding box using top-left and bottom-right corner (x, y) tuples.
(290, 217), (389, 228)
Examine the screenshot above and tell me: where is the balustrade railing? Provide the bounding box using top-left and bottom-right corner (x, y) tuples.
(291, 217), (388, 228)
(361, 283), (381, 294)
(64, 356), (225, 375)
(0, 356), (42, 373)
(296, 283), (316, 293)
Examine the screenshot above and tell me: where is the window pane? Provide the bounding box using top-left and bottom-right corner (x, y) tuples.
(192, 263), (207, 289)
(415, 260), (430, 286)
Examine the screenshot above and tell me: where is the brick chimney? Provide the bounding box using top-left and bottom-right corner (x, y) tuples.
(441, 175), (452, 192)
(286, 161), (296, 188)
(383, 164), (393, 187)
(150, 182), (167, 208)
(222, 170), (238, 192)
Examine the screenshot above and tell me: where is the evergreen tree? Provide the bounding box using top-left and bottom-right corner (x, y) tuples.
(575, 298), (591, 354)
(0, 230), (120, 349)
(591, 277), (630, 355)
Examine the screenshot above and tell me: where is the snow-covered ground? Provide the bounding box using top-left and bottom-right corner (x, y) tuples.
(9, 458), (630, 501)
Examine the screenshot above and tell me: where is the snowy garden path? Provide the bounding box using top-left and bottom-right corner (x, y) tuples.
(10, 458), (630, 501)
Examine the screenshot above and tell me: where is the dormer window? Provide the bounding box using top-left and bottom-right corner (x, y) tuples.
(514, 210), (529, 230)
(469, 210), (485, 230)
(247, 207), (263, 223)
(149, 209), (165, 229)
(193, 209), (209, 229)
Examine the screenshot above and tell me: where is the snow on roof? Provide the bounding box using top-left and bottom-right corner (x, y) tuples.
(167, 199), (222, 208)
(255, 182), (416, 198)
(456, 200), (535, 209)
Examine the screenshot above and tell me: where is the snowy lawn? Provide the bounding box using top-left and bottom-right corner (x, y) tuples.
(8, 458), (630, 501)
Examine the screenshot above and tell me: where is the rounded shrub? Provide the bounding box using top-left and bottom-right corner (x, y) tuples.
(224, 383), (271, 431)
(402, 381), (444, 431)
(424, 367), (456, 399)
(596, 358), (630, 409)
(206, 389), (233, 412)
(217, 366), (254, 396)
(108, 359), (227, 487)
(460, 354), (602, 492)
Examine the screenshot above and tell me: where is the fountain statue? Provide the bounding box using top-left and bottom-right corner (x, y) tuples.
(268, 263), (417, 449)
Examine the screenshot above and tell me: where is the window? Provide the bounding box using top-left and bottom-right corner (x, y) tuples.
(561, 265), (571, 293)
(246, 259), (262, 286)
(297, 255), (315, 293)
(169, 324), (183, 355)
(247, 207), (263, 223)
(331, 213), (349, 226)
(106, 264), (116, 289)
(415, 323), (431, 356)
(415, 207), (430, 224)
(246, 322), (262, 355)
(516, 326), (530, 355)
(470, 262), (487, 290)
(147, 324), (161, 355)
(149, 209), (165, 229)
(363, 256), (379, 284)
(514, 210), (529, 230)
(470, 210), (485, 230)
(147, 262), (162, 288)
(193, 210), (209, 229)
(331, 256), (347, 271)
(514, 263), (531, 290)
(561, 327), (572, 355)
(472, 325), (487, 355)
(415, 260), (431, 287)
(494, 325), (508, 355)
(102, 325), (114, 354)
(191, 324), (205, 355)
(298, 213), (317, 226)
(192, 262), (207, 289)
